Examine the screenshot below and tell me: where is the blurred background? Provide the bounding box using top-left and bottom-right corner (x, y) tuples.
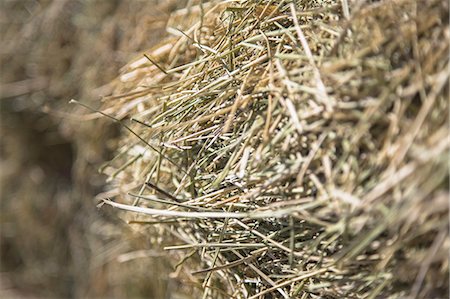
(0, 0), (190, 298)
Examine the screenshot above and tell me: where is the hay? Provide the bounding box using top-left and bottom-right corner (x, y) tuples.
(96, 0), (448, 298)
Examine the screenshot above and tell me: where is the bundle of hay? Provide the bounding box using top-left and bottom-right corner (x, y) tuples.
(96, 0), (448, 297)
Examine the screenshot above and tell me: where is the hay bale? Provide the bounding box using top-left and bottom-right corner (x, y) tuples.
(98, 0), (449, 298)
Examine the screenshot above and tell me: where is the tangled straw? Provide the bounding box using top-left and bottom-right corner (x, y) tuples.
(95, 0), (449, 298)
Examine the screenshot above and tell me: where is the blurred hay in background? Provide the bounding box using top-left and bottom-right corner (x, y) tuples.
(1, 0), (192, 298)
(99, 0), (449, 298)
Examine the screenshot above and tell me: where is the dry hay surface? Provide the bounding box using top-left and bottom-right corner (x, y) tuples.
(97, 0), (449, 298)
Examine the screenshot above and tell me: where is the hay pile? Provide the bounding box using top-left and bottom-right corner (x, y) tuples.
(96, 0), (449, 298)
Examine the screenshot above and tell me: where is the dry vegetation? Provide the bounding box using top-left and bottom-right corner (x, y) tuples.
(94, 0), (449, 298)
